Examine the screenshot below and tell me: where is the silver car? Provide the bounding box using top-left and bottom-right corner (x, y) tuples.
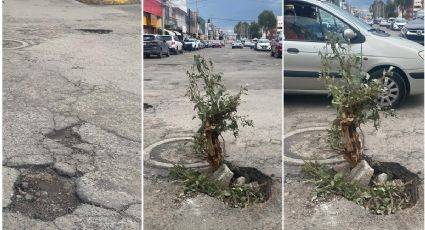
(284, 0), (424, 107)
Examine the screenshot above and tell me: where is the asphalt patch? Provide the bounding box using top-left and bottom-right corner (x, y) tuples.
(7, 167), (80, 221)
(76, 29), (113, 34)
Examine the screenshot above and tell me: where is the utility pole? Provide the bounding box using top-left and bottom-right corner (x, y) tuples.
(195, 0), (198, 38)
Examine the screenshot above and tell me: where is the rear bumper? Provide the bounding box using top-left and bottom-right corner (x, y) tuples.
(144, 47), (160, 55)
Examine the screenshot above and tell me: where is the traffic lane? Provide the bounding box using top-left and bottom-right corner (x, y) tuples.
(143, 46), (281, 91)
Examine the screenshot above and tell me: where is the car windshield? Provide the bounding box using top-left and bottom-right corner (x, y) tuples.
(396, 18), (406, 23)
(324, 2), (372, 32)
(144, 35), (155, 41)
(160, 36), (172, 41)
(259, 39), (269, 43)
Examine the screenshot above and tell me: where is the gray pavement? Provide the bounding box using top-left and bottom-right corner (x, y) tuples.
(143, 46), (283, 229)
(3, 0), (141, 229)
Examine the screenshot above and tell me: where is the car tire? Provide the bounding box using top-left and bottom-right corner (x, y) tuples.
(166, 49), (170, 57)
(370, 68), (407, 108)
(271, 50), (275, 56)
(158, 50), (162, 59)
(146, 54), (150, 58)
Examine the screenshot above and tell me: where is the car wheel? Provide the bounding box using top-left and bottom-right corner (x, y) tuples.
(166, 49), (170, 57)
(158, 50), (162, 59)
(271, 50), (275, 56)
(175, 48), (179, 55)
(146, 54), (150, 58)
(370, 69), (407, 108)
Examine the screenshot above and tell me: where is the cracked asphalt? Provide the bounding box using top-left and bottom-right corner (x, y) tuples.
(143, 46), (282, 229)
(3, 0), (141, 229)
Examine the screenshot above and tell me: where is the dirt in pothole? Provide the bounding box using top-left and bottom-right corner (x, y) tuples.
(7, 167), (81, 221)
(364, 156), (422, 208)
(227, 163), (273, 201)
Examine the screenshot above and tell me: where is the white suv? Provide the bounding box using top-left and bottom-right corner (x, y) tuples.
(160, 35), (183, 55)
(284, 0), (424, 107)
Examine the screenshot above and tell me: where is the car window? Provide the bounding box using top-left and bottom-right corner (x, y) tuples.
(143, 35), (155, 41)
(284, 3), (324, 42)
(160, 36), (172, 41)
(173, 36), (179, 41)
(319, 8), (351, 41)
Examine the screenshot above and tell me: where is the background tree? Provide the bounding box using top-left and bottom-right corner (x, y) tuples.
(394, 0), (414, 17)
(258, 10), (277, 39)
(249, 22), (261, 39)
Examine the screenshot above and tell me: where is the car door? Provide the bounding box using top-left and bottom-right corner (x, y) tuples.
(284, 1), (363, 91)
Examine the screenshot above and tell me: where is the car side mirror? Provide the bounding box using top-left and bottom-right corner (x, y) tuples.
(343, 29), (356, 41)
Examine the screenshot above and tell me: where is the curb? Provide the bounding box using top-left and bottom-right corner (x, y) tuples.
(76, 0), (140, 5)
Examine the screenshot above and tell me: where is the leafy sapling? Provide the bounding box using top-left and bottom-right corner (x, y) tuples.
(186, 55), (253, 170)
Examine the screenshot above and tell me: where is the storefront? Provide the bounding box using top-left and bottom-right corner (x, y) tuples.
(143, 0), (163, 34)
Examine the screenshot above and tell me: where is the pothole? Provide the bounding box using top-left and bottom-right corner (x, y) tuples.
(284, 127), (345, 164)
(365, 156), (421, 209)
(76, 29), (113, 34)
(144, 137), (209, 168)
(7, 167), (80, 221)
(227, 163), (273, 202)
(3, 39), (30, 50)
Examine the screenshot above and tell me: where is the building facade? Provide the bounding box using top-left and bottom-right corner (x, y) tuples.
(143, 0), (163, 34)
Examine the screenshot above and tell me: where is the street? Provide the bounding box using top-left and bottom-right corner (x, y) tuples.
(143, 46), (282, 229)
(3, 0), (141, 229)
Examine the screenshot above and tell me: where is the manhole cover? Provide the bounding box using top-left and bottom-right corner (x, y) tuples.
(76, 29), (112, 34)
(144, 137), (209, 168)
(284, 127), (345, 165)
(8, 168), (80, 221)
(3, 39), (29, 50)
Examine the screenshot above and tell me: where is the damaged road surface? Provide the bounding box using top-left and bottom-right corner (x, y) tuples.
(3, 0), (141, 229)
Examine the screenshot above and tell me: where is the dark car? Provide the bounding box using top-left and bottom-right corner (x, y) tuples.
(401, 18), (424, 45)
(271, 34), (282, 58)
(143, 34), (170, 58)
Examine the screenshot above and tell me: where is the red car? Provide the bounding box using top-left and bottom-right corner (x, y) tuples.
(270, 35), (282, 58)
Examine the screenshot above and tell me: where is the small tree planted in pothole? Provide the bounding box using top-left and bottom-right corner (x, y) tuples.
(319, 33), (395, 167)
(299, 33), (416, 215)
(185, 55), (253, 171)
(169, 55), (267, 208)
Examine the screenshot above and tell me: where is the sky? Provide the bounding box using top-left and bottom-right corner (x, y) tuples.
(186, 0), (282, 33)
(347, 0), (374, 9)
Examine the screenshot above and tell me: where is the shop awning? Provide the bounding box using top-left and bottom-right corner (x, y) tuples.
(144, 0), (163, 17)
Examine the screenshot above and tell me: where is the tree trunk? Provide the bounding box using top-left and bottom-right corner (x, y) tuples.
(340, 110), (363, 167)
(204, 120), (224, 171)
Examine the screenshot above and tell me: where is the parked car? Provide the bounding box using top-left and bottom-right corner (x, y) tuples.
(255, 38), (271, 51)
(231, 40), (243, 49)
(379, 19), (389, 27)
(160, 35), (183, 55)
(401, 17), (424, 45)
(251, 38), (259, 49)
(374, 17), (382, 25)
(202, 40), (210, 48)
(365, 19), (374, 26)
(387, 17), (396, 28)
(183, 38), (198, 51)
(415, 10), (424, 19)
(211, 40), (222, 48)
(244, 40), (254, 47)
(271, 34), (282, 58)
(198, 40), (205, 49)
(284, 0), (424, 107)
(391, 18), (407, 30)
(143, 34), (170, 58)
